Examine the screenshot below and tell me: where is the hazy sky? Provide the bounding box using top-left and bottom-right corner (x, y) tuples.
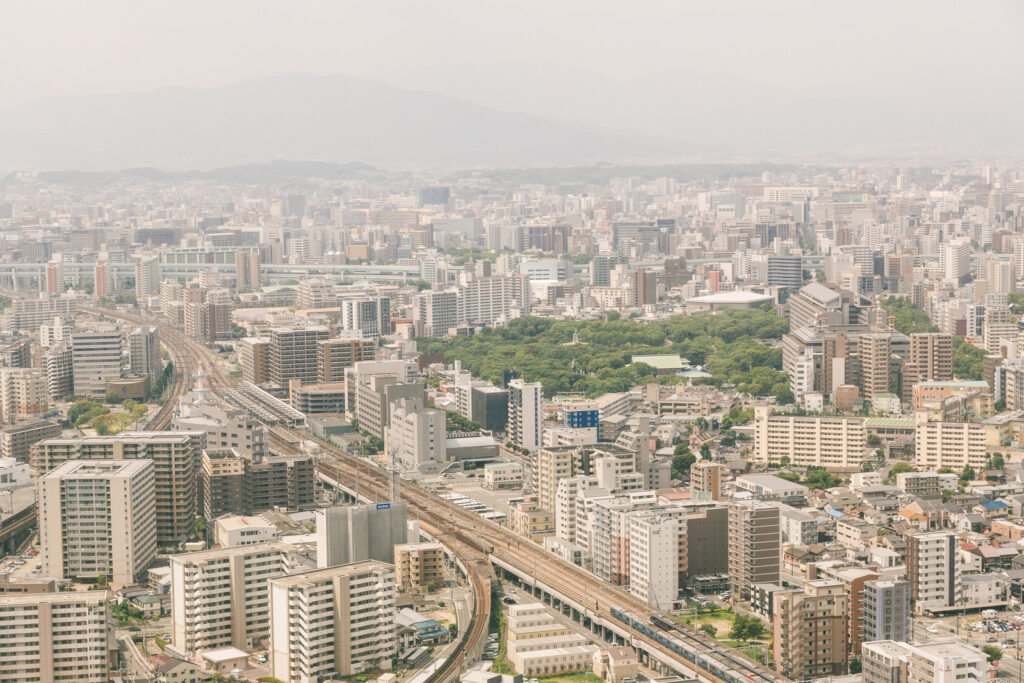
(3, 0), (1023, 108)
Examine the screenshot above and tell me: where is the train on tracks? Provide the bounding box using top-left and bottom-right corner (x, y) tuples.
(610, 608), (775, 683)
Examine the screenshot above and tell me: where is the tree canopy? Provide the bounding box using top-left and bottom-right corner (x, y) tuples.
(417, 308), (791, 400)
(880, 297), (938, 334)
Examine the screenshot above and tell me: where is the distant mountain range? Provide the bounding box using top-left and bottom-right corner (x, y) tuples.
(0, 74), (714, 172)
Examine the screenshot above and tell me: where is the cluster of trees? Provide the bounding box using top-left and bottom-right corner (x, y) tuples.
(68, 399), (110, 427)
(417, 309), (792, 402)
(880, 297), (938, 334)
(952, 337), (985, 381)
(150, 362), (174, 402)
(729, 614), (766, 641)
(776, 465), (841, 490)
(110, 601), (145, 626)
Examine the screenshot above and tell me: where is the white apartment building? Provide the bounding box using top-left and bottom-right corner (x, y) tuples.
(862, 640), (989, 683)
(171, 541), (313, 655)
(385, 396), (446, 473)
(628, 508), (687, 609)
(413, 289), (462, 337)
(752, 406), (867, 470)
(38, 459), (157, 585)
(0, 591), (112, 683)
(71, 327), (123, 397)
(127, 326), (161, 378)
(44, 342), (73, 400)
(908, 532), (960, 614)
(270, 562), (396, 681)
(462, 275), (530, 324)
(508, 378), (542, 453)
(914, 420), (989, 471)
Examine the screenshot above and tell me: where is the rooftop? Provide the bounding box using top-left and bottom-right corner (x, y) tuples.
(685, 291), (773, 304)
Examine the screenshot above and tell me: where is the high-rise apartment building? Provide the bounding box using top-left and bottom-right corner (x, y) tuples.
(690, 461), (723, 500)
(907, 531), (960, 614)
(235, 250), (261, 291)
(385, 396), (446, 473)
(269, 327), (329, 385)
(239, 336), (271, 385)
(32, 431), (206, 545)
(752, 406), (867, 469)
(0, 591), (112, 682)
(339, 297), (392, 340)
(317, 337), (376, 383)
(772, 579), (848, 680)
(38, 459), (157, 585)
(127, 326), (161, 378)
(296, 278), (334, 309)
(913, 420), (987, 471)
(71, 328), (122, 397)
(728, 500), (781, 600)
(269, 562), (397, 681)
(171, 542), (313, 655)
(627, 508), (687, 609)
(901, 333), (953, 401)
(0, 418), (61, 462)
(939, 239), (970, 283)
(413, 289), (462, 337)
(462, 275), (530, 324)
(0, 367), (48, 423)
(858, 333), (891, 401)
(134, 256), (161, 305)
(393, 542), (445, 591)
(44, 342), (73, 400)
(862, 579), (911, 644)
(508, 378), (542, 453)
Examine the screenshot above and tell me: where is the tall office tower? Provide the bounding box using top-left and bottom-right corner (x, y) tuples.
(44, 342), (73, 400)
(508, 378), (543, 453)
(0, 591), (112, 683)
(71, 328), (122, 397)
(788, 282), (846, 332)
(412, 289), (462, 336)
(32, 432), (206, 545)
(296, 278), (333, 309)
(591, 256), (611, 287)
(269, 562), (397, 681)
(38, 459), (157, 585)
(772, 579), (848, 680)
(127, 326), (161, 378)
(858, 333), (892, 401)
(93, 260), (110, 298)
(315, 502), (408, 568)
(234, 250), (261, 291)
(239, 336), (271, 385)
(339, 297), (392, 340)
(134, 256), (161, 306)
(269, 327), (329, 385)
(385, 397), (446, 473)
(462, 275), (531, 324)
(0, 368), (48, 423)
(901, 333), (953, 400)
(690, 461), (723, 500)
(316, 338), (376, 383)
(862, 579), (911, 643)
(629, 268), (657, 306)
(908, 531), (960, 614)
(171, 542), (312, 655)
(939, 239), (971, 283)
(727, 500), (781, 600)
(765, 255), (803, 287)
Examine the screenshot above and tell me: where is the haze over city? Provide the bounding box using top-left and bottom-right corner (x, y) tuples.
(1, 4), (1023, 683)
